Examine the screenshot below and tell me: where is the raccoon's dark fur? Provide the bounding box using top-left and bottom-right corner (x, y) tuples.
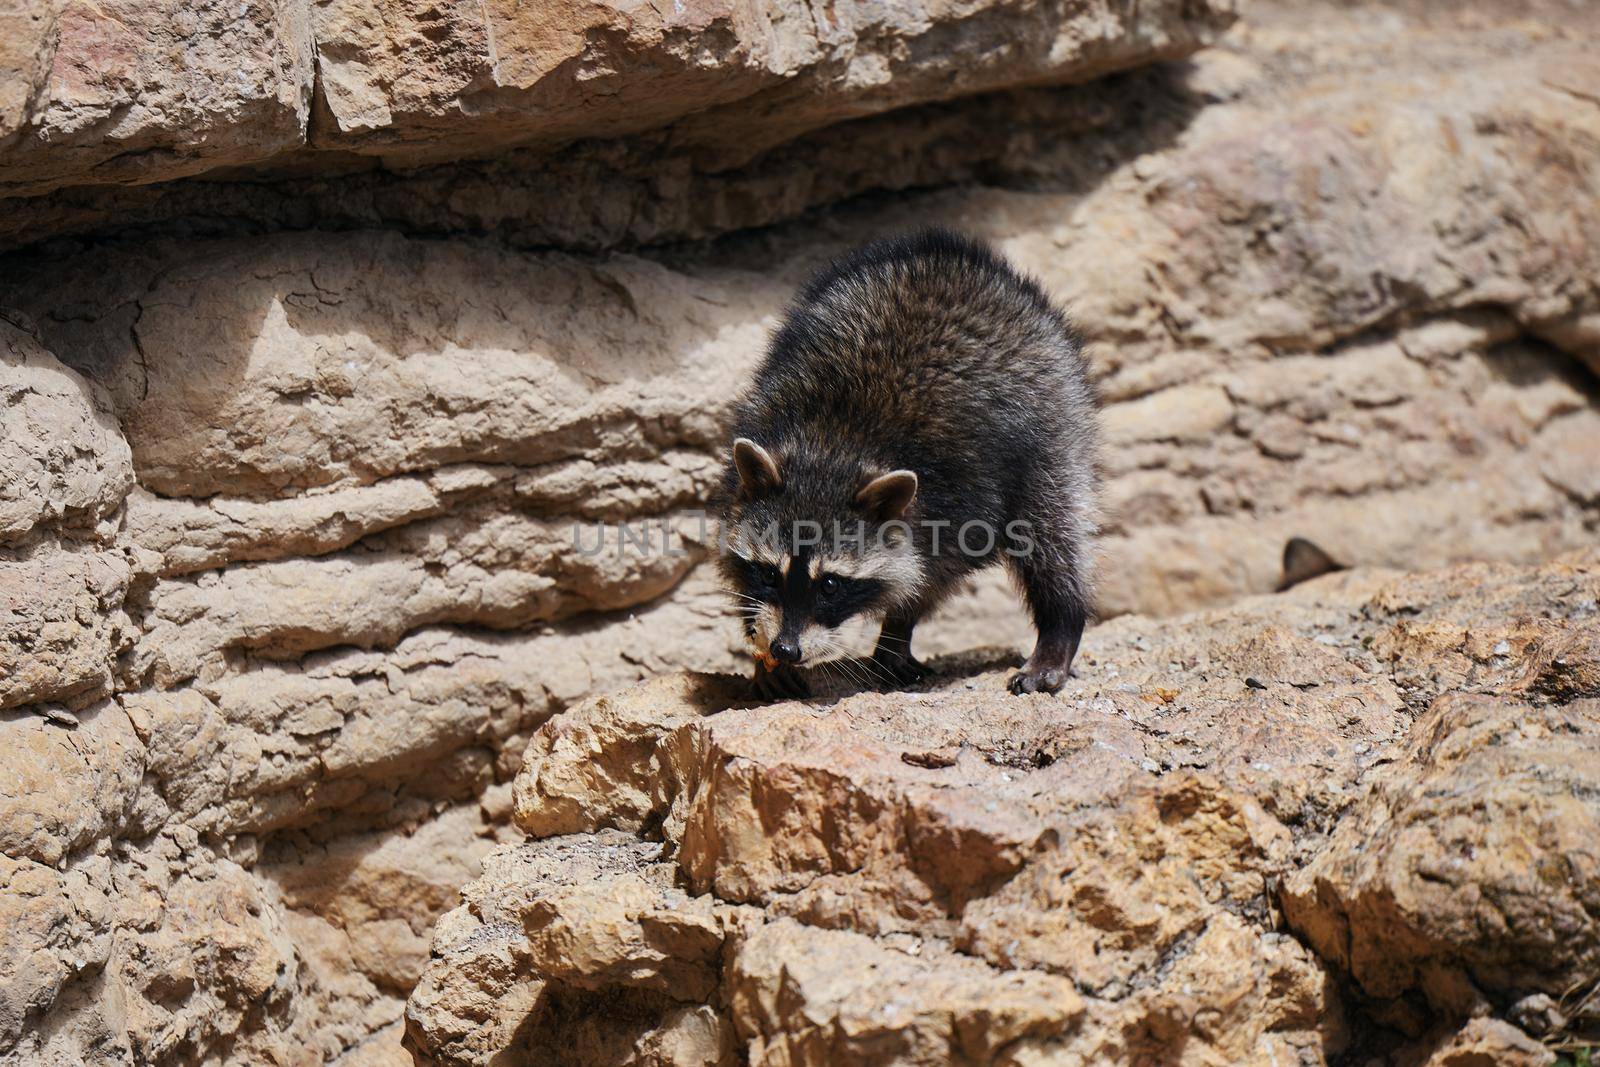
(715, 228), (1099, 699)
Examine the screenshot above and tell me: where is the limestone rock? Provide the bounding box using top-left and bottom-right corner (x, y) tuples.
(1283, 692), (1600, 1020)
(0, 852), (117, 1054)
(730, 918), (1086, 1066)
(402, 831), (747, 1067)
(408, 551), (1600, 1064)
(512, 672), (755, 841)
(1413, 1017), (1556, 1067)
(0, 0), (1233, 199)
(0, 0), (314, 197)
(0, 828), (302, 1064)
(3, 1), (1600, 1062)
(0, 321), (134, 713)
(0, 701), (142, 866)
(309, 0), (1236, 169)
(0, 0), (57, 142)
(0, 548), (131, 711)
(0, 317), (130, 547)
(262, 804), (521, 1062)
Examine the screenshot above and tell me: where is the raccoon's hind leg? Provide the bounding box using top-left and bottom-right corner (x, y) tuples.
(1006, 504), (1092, 695)
(871, 612), (929, 688)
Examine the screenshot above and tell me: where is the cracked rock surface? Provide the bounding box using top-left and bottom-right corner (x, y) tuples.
(407, 551), (1600, 1065)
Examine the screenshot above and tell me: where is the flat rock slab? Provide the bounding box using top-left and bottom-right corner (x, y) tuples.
(409, 550), (1600, 1065)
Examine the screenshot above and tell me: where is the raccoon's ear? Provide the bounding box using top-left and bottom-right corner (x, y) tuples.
(855, 469), (918, 520)
(1278, 536), (1344, 592)
(732, 438), (782, 499)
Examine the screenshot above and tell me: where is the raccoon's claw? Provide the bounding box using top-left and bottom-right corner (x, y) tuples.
(753, 662), (809, 702)
(1008, 664), (1068, 695)
(871, 650), (929, 690)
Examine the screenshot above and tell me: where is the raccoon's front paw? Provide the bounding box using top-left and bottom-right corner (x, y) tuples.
(753, 662), (809, 702)
(871, 649), (929, 690)
(1007, 663), (1068, 695)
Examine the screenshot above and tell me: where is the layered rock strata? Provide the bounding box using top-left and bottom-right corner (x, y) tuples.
(1, 0), (1598, 1063)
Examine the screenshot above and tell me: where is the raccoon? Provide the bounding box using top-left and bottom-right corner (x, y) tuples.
(715, 228), (1098, 700)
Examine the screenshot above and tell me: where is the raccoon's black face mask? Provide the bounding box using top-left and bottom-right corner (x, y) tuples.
(719, 438), (926, 666)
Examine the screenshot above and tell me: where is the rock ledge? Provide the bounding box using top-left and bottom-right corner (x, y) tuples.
(405, 551), (1600, 1065)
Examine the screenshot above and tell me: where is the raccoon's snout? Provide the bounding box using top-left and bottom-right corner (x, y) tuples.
(770, 635), (802, 664)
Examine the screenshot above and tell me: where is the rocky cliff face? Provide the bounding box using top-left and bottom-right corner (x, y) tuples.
(406, 550), (1600, 1065)
(1, 0), (1598, 1063)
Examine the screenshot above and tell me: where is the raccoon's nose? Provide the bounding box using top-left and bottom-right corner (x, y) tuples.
(770, 636), (802, 664)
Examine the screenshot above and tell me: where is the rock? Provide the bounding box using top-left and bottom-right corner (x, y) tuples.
(0, 69), (1172, 253)
(0, 829), (302, 1064)
(412, 550), (1600, 1062)
(402, 831), (748, 1067)
(1282, 692), (1600, 1017)
(730, 919), (1086, 1066)
(3, 1), (1600, 1062)
(512, 673), (754, 840)
(0, 701), (142, 866)
(0, 852), (117, 1054)
(1102, 383), (1235, 445)
(0, 321), (134, 713)
(0, 318), (130, 547)
(407, 550), (1600, 1064)
(0, 0), (57, 141)
(1411, 1017), (1555, 1067)
(309, 0), (1235, 169)
(12, 237), (749, 500)
(262, 804), (521, 1062)
(6, 4), (1598, 638)
(0, 0), (315, 197)
(0, 0), (1234, 199)
(0, 549), (132, 711)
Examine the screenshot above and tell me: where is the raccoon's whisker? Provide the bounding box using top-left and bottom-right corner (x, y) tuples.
(825, 652), (875, 691)
(804, 634), (853, 677)
(820, 657), (858, 687)
(812, 635), (883, 690)
(852, 659), (887, 687)
(822, 635), (869, 670)
(811, 640), (855, 675)
(857, 655), (896, 685)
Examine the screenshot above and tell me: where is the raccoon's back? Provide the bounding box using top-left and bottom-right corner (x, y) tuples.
(736, 229), (1091, 462)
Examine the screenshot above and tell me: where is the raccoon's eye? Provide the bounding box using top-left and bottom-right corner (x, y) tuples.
(756, 563), (781, 588)
(818, 575), (840, 597)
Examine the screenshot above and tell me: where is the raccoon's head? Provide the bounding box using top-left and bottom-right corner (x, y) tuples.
(717, 437), (925, 666)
